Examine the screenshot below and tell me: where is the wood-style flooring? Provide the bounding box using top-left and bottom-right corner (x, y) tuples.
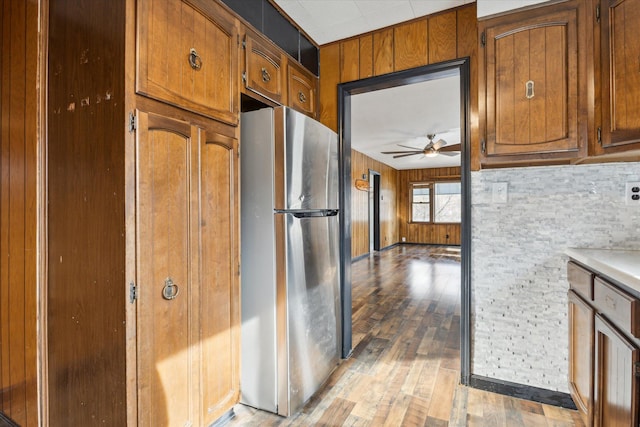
(228, 245), (584, 426)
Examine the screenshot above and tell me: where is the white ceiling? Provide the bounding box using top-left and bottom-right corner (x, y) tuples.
(273, 0), (549, 45)
(351, 75), (461, 170)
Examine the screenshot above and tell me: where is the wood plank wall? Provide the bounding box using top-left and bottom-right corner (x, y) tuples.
(318, 3), (480, 170)
(397, 167), (461, 245)
(351, 150), (398, 258)
(0, 1), (39, 425)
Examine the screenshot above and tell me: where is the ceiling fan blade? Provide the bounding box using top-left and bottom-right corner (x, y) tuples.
(439, 143), (461, 152)
(432, 139), (446, 150)
(397, 144), (422, 150)
(438, 151), (460, 157)
(393, 152), (421, 158)
(381, 150), (422, 154)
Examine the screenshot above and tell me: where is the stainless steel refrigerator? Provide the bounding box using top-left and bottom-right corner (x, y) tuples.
(240, 106), (341, 417)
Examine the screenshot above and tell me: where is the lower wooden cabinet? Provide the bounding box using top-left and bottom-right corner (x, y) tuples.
(568, 290), (594, 426)
(593, 314), (640, 427)
(567, 260), (640, 427)
(135, 111), (240, 426)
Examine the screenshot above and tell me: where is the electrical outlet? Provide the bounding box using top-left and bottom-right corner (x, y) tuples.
(625, 182), (640, 205)
(492, 182), (508, 204)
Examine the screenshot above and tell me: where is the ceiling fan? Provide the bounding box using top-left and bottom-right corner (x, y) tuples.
(381, 133), (460, 158)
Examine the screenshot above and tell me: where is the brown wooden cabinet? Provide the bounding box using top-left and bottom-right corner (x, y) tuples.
(479, 0), (588, 165)
(593, 314), (639, 427)
(242, 31), (285, 105)
(596, 0), (640, 154)
(136, 0), (239, 125)
(287, 61), (317, 117)
(567, 260), (640, 427)
(135, 111), (239, 426)
(568, 290), (594, 426)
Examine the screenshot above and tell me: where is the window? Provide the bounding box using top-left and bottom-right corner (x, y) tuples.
(411, 184), (431, 222)
(410, 181), (461, 223)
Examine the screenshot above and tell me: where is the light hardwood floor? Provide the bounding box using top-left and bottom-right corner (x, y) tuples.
(228, 245), (584, 426)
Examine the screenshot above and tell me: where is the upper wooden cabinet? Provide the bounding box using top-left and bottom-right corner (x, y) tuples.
(597, 0), (640, 153)
(136, 0), (239, 125)
(242, 31), (285, 105)
(287, 61), (317, 117)
(479, 0), (587, 165)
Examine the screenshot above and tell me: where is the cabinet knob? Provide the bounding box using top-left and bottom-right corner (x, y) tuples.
(298, 91), (306, 103)
(261, 67), (271, 83)
(162, 277), (180, 300)
(189, 48), (202, 71)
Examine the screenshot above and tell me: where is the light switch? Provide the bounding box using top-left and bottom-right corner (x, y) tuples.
(492, 182), (508, 204)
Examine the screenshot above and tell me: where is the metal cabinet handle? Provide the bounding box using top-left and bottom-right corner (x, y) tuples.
(298, 91), (306, 103)
(261, 67), (271, 82)
(162, 277), (179, 300)
(189, 48), (202, 71)
(525, 80), (534, 99)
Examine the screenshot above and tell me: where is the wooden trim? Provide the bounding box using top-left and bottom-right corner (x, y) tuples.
(469, 374), (578, 409)
(37, 0), (49, 425)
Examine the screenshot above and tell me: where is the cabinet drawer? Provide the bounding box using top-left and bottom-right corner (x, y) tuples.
(568, 261), (594, 300)
(136, 0), (238, 125)
(594, 277), (640, 339)
(244, 34), (285, 104)
(287, 62), (317, 117)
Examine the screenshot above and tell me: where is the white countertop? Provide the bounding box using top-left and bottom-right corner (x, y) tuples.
(565, 248), (640, 294)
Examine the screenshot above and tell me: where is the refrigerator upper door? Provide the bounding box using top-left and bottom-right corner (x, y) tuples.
(275, 107), (338, 211)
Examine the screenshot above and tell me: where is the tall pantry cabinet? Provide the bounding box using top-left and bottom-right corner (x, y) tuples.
(47, 0), (240, 425)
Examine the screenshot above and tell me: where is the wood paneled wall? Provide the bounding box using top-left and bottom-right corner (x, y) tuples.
(397, 167), (461, 245)
(318, 3), (480, 170)
(351, 150), (398, 259)
(0, 1), (39, 425)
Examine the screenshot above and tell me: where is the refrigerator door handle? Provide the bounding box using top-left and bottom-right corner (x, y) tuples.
(286, 209), (338, 219)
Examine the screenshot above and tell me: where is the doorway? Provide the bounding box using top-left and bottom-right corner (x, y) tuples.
(368, 170), (380, 252)
(337, 59), (471, 384)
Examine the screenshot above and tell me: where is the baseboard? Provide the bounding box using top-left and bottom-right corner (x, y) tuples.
(0, 413), (19, 427)
(209, 408), (235, 427)
(468, 374), (577, 410)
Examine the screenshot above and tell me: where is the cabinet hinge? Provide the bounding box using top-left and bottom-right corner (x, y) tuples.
(480, 31), (486, 47)
(129, 282), (138, 303)
(597, 127), (602, 146)
(242, 71), (247, 83)
(128, 112), (137, 133)
(481, 138), (486, 154)
(242, 36), (246, 50)
(596, 4), (601, 22)
(635, 361), (640, 377)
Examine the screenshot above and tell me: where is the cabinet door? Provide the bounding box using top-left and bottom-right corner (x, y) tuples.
(599, 0), (640, 152)
(481, 2), (586, 163)
(288, 61), (317, 117)
(137, 0), (238, 125)
(134, 111), (240, 426)
(136, 112), (199, 427)
(244, 33), (285, 104)
(593, 314), (640, 427)
(198, 127), (240, 425)
(568, 290), (594, 426)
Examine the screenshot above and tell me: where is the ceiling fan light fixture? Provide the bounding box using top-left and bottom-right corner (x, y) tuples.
(425, 151), (438, 158)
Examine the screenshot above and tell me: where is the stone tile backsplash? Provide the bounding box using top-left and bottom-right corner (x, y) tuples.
(471, 162), (640, 392)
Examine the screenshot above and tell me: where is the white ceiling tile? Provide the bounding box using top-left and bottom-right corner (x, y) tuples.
(363, 2), (414, 31)
(477, 0), (547, 17)
(297, 0), (363, 26)
(409, 0), (464, 17)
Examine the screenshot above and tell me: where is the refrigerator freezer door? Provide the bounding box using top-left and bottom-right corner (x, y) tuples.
(278, 213), (341, 416)
(275, 107), (339, 211)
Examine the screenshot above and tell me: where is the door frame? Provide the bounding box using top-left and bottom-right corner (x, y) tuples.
(337, 58), (472, 384)
(368, 170), (380, 252)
